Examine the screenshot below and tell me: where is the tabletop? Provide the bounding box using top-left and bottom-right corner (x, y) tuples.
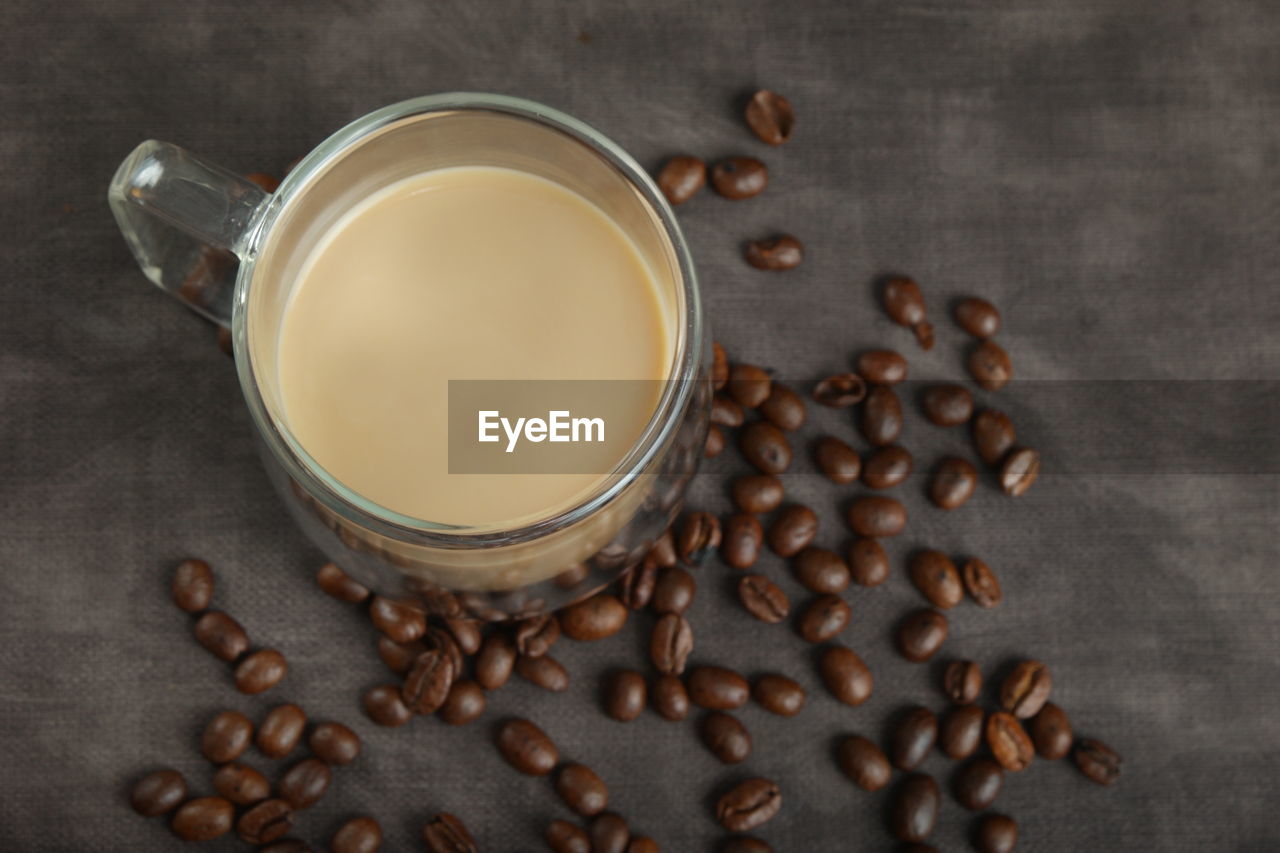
(2, 0), (1278, 850)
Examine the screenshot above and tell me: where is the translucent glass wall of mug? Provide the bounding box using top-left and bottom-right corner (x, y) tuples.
(108, 94), (710, 619)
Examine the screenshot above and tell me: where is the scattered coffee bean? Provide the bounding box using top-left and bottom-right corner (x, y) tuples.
(1000, 447), (1041, 497)
(444, 617), (482, 656)
(1001, 660), (1053, 719)
(797, 593), (851, 643)
(767, 504), (819, 557)
(857, 349), (908, 385)
(172, 559), (214, 613)
(712, 156), (769, 200)
(605, 669), (649, 721)
(556, 762), (609, 816)
(712, 342), (730, 391)
(837, 735), (891, 791)
(972, 409), (1017, 465)
(1028, 703), (1073, 759)
(722, 513), (764, 569)
(921, 384), (974, 427)
(859, 385), (903, 446)
(130, 768), (187, 816)
(678, 512), (723, 566)
(968, 340), (1012, 390)
(495, 718), (559, 776)
(716, 777), (781, 832)
(545, 819), (591, 853)
(930, 456), (979, 510)
(973, 814), (1018, 853)
(652, 566), (697, 615)
(627, 837), (659, 853)
(890, 706), (939, 771)
(954, 296), (1001, 339)
(943, 659), (983, 704)
(702, 711), (752, 763)
(277, 758), (330, 810)
(201, 710), (253, 764)
(254, 703), (306, 759)
(403, 647), (455, 714)
(330, 816), (382, 853)
(938, 704), (986, 760)
(422, 813), (478, 853)
(260, 840), (312, 853)
(731, 473), (784, 514)
(439, 679), (487, 725)
(962, 557), (1003, 607)
(847, 495), (907, 537)
(376, 636), (424, 674)
(727, 363), (772, 408)
(688, 665), (750, 709)
(813, 436), (861, 484)
(363, 684), (412, 728)
(890, 773), (939, 842)
(620, 559), (658, 610)
(712, 394), (745, 427)
(896, 609), (948, 662)
(738, 574), (789, 624)
(987, 712), (1035, 771)
(954, 757), (1004, 811)
(308, 721), (360, 765)
(909, 550), (964, 609)
(706, 424), (726, 458)
(516, 653), (570, 692)
(881, 275), (926, 326)
(651, 529), (678, 568)
(475, 632), (517, 690)
(193, 610), (250, 662)
(721, 837), (773, 853)
(760, 382), (806, 430)
(650, 613), (694, 675)
(560, 593), (628, 640)
(1073, 737), (1122, 785)
(848, 538), (889, 587)
(591, 812), (631, 853)
(745, 89), (795, 145)
(514, 613), (561, 658)
(752, 673), (805, 716)
(651, 673), (691, 721)
(812, 372), (867, 407)
(744, 234), (803, 271)
(171, 796), (234, 842)
(792, 547), (850, 594)
(368, 596), (426, 644)
(315, 562), (369, 604)
(861, 444), (913, 489)
(212, 761), (270, 806)
(739, 421), (792, 474)
(819, 645), (873, 706)
(657, 156), (706, 205)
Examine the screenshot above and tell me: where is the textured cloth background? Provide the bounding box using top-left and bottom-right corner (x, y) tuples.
(2, 0), (1278, 850)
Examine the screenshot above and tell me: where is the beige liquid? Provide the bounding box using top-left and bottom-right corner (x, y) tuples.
(277, 166), (672, 527)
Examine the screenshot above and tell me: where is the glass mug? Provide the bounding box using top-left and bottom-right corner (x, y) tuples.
(108, 93), (710, 619)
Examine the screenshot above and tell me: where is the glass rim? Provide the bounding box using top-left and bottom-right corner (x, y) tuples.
(230, 93), (703, 546)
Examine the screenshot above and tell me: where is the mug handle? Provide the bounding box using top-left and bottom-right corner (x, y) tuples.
(108, 140), (271, 328)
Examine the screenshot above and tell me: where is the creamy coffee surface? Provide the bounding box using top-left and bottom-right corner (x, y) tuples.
(277, 166), (671, 526)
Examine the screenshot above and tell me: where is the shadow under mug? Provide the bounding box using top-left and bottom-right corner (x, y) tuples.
(108, 93), (711, 620)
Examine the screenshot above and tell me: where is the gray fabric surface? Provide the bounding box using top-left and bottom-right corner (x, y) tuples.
(2, 0), (1278, 850)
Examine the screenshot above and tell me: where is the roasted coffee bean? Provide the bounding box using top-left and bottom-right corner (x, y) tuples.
(961, 557), (1003, 607)
(620, 559), (659, 610)
(890, 773), (939, 843)
(688, 665), (750, 709)
(651, 529), (678, 568)
(813, 436), (861, 484)
(254, 703), (306, 760)
(881, 276), (926, 327)
(797, 594), (851, 643)
(716, 778), (781, 832)
(705, 424), (726, 458)
(859, 385), (903, 446)
(422, 813), (478, 853)
(1000, 447), (1041, 497)
(368, 596), (426, 644)
(974, 814), (1018, 853)
(495, 718), (558, 775)
(237, 797), (294, 845)
(760, 382), (806, 431)
(938, 704), (986, 760)
(968, 340), (1012, 390)
(560, 593), (628, 640)
(651, 674), (691, 721)
(376, 636), (424, 674)
(819, 645), (873, 706)
(444, 617), (482, 656)
(1001, 660), (1052, 719)
(954, 758), (1004, 811)
(847, 495), (907, 537)
(130, 768), (187, 816)
(475, 632), (517, 690)
(438, 679), (487, 725)
(315, 562), (369, 604)
(745, 89), (795, 145)
(277, 758), (330, 810)
(943, 659), (983, 704)
(930, 457), (979, 510)
(330, 816), (382, 853)
(862, 444), (913, 489)
(589, 813), (630, 853)
(909, 550), (964, 609)
(738, 574), (789, 624)
(605, 669), (649, 721)
(767, 504), (819, 557)
(514, 613), (560, 658)
(363, 684), (412, 728)
(722, 513), (764, 569)
(987, 712), (1034, 771)
(739, 421), (792, 474)
(1028, 703), (1073, 759)
(954, 296), (1001, 338)
(627, 837), (659, 853)
(677, 512), (723, 566)
(516, 653), (570, 692)
(650, 614), (693, 675)
(847, 538), (889, 587)
(837, 735), (891, 791)
(545, 819), (591, 853)
(556, 762), (609, 816)
(792, 547), (850, 594)
(403, 648), (455, 714)
(890, 706), (939, 771)
(731, 473), (784, 514)
(712, 342), (730, 390)
(701, 711), (752, 763)
(896, 609), (948, 662)
(193, 611), (250, 662)
(921, 384), (974, 427)
(212, 762), (269, 806)
(202, 710), (253, 764)
(857, 349), (908, 385)
(712, 394), (745, 427)
(752, 674), (805, 716)
(812, 372), (867, 407)
(712, 156), (769, 200)
(652, 566), (696, 615)
(721, 837), (773, 853)
(972, 409), (1016, 465)
(1074, 737), (1122, 785)
(172, 559), (214, 613)
(171, 796), (234, 841)
(260, 840), (312, 853)
(727, 363), (772, 408)
(308, 722), (360, 765)
(744, 234), (803, 271)
(657, 156), (706, 205)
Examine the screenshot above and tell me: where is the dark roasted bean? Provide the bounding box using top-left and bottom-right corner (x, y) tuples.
(308, 722), (360, 765)
(172, 559), (214, 613)
(315, 562), (369, 604)
(620, 558), (659, 610)
(792, 547), (850, 594)
(474, 632), (517, 690)
(422, 813), (478, 853)
(688, 666), (749, 709)
(890, 773), (939, 843)
(921, 384), (974, 427)
(759, 382), (806, 431)
(652, 566), (696, 615)
(651, 674), (691, 721)
(444, 617), (482, 655)
(330, 816), (382, 853)
(862, 444), (912, 489)
(278, 758), (330, 810)
(514, 613), (560, 658)
(516, 653), (570, 692)
(890, 706), (938, 771)
(605, 669), (649, 721)
(954, 758), (1004, 811)
(712, 342), (730, 390)
(974, 814), (1019, 853)
(716, 778), (781, 832)
(968, 340), (1012, 390)
(962, 557), (1003, 607)
(954, 297), (1001, 338)
(1074, 737), (1122, 785)
(943, 659), (983, 704)
(590, 813), (630, 853)
(705, 423), (726, 458)
(848, 538), (889, 587)
(201, 710), (253, 764)
(938, 704), (986, 760)
(859, 385), (903, 446)
(260, 840), (312, 853)
(1000, 447), (1041, 497)
(1001, 660), (1053, 719)
(731, 474), (784, 514)
(987, 712), (1034, 771)
(908, 550), (964, 609)
(712, 394), (745, 427)
(739, 421), (792, 473)
(722, 513), (764, 569)
(651, 529), (678, 568)
(857, 349), (908, 385)
(767, 505), (819, 557)
(819, 645), (873, 706)
(744, 234), (803, 271)
(403, 648), (455, 713)
(930, 456), (979, 510)
(751, 674), (805, 716)
(797, 594), (851, 643)
(377, 636), (424, 674)
(1028, 703), (1073, 759)
(738, 573), (790, 624)
(727, 363), (772, 408)
(171, 796), (234, 841)
(193, 611), (250, 662)
(650, 614), (694, 675)
(627, 837), (659, 853)
(721, 837), (773, 853)
(896, 609), (948, 662)
(657, 156), (706, 205)
(813, 436), (861, 484)
(439, 679), (487, 724)
(368, 596), (426, 643)
(881, 276), (926, 327)
(812, 372), (867, 407)
(677, 512), (723, 566)
(495, 718), (558, 775)
(556, 762), (609, 817)
(545, 819), (591, 853)
(363, 684), (412, 728)
(847, 496), (907, 537)
(837, 735), (891, 792)
(428, 623), (464, 678)
(131, 768), (187, 816)
(711, 156), (769, 200)
(702, 711), (752, 763)
(237, 798), (294, 845)
(560, 593), (628, 640)
(972, 409), (1017, 465)
(212, 762), (269, 806)
(745, 89), (795, 145)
